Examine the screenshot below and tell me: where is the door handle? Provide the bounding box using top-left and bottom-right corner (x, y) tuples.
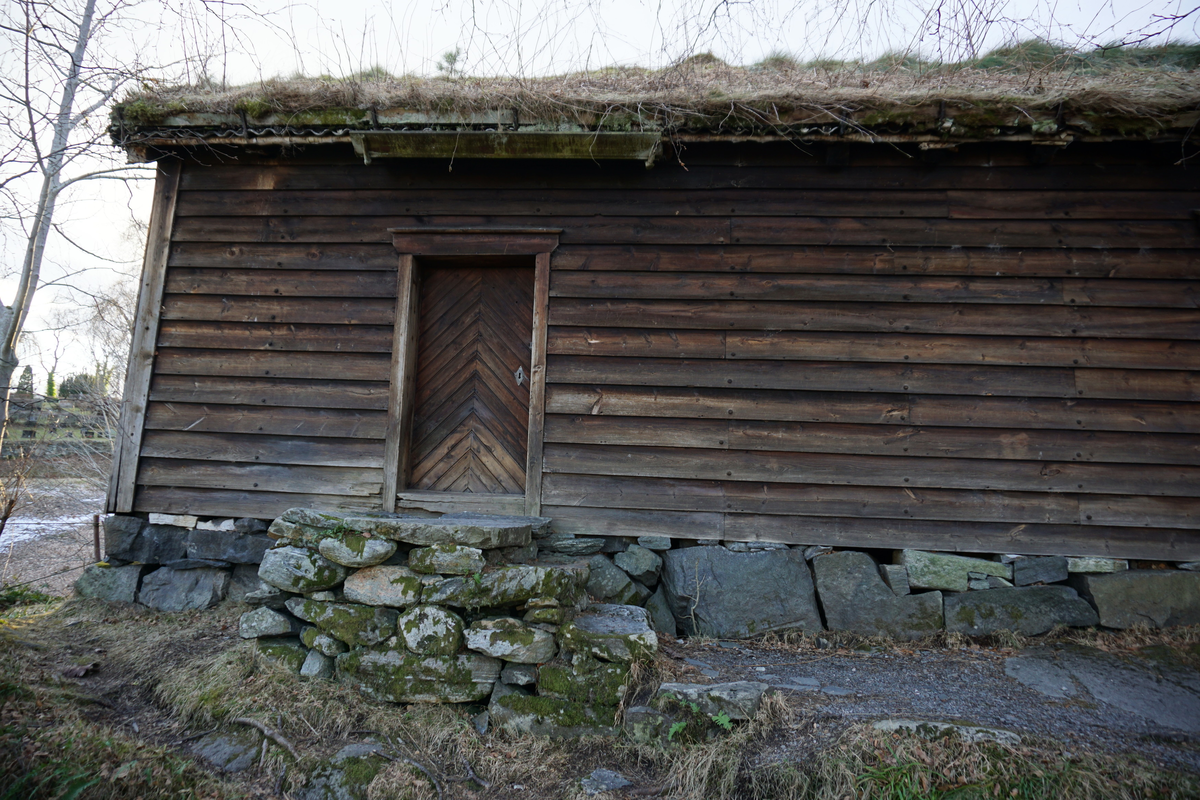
(514, 366), (527, 386)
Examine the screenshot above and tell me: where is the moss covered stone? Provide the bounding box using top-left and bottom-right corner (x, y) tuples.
(558, 604), (657, 663)
(285, 596), (398, 646)
(258, 545), (347, 593)
(423, 565), (583, 609)
(342, 514), (532, 549)
(396, 604), (464, 655)
(464, 617), (557, 663)
(342, 565), (423, 607)
(523, 606), (565, 625)
(408, 543), (485, 575)
(488, 682), (618, 737)
(256, 636), (307, 672)
(538, 656), (628, 706)
(336, 648), (500, 703)
(318, 534), (397, 568)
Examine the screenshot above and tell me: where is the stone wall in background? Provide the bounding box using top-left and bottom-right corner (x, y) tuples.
(76, 507), (1200, 733)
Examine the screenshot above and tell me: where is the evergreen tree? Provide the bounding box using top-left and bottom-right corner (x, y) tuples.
(15, 365), (32, 394)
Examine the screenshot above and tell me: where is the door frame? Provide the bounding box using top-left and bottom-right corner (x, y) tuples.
(384, 228), (560, 516)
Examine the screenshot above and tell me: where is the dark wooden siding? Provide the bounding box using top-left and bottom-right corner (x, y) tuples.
(131, 142), (1200, 557)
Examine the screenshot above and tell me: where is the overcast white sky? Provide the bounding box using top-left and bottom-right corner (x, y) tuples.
(4, 0), (1197, 386)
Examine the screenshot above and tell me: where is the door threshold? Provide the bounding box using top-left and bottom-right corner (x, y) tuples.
(396, 491), (526, 516)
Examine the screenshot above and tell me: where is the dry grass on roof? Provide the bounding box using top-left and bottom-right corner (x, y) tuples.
(118, 42), (1200, 128)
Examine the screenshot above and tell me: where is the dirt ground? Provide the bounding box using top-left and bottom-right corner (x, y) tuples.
(0, 476), (107, 596)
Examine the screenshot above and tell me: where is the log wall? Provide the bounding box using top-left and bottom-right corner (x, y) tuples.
(123, 141), (1200, 559)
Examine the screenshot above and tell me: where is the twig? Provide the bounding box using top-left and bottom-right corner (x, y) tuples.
(461, 756), (490, 789)
(399, 756), (444, 800)
(231, 717), (299, 761)
(297, 713), (319, 737)
(259, 735), (268, 769)
(274, 764), (287, 797)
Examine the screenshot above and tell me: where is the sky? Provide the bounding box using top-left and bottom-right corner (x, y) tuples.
(2, 0), (1197, 388)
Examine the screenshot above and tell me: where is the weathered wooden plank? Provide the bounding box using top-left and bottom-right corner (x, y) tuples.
(168, 242), (397, 269)
(179, 163), (1200, 192)
(175, 188), (952, 218)
(947, 190), (1200, 220)
(144, 402), (387, 439)
(543, 415), (1200, 465)
(526, 250), (552, 516)
(154, 349), (391, 381)
(148, 375), (389, 410)
(109, 160), (181, 514)
(718, 514), (1200, 560)
(1075, 370), (1200, 402)
(161, 295), (395, 325)
(544, 385), (1200, 433)
(134, 485), (381, 517)
(383, 254), (419, 512)
(547, 356), (1079, 398)
(396, 491), (525, 516)
(140, 429), (385, 468)
(552, 245), (1200, 279)
(1077, 495), (1200, 529)
(156, 321), (393, 353)
(549, 300), (1200, 339)
(545, 503), (1200, 559)
(173, 216), (732, 245)
(548, 328), (1200, 370)
(543, 473), (1091, 525)
(1061, 279), (1200, 309)
(542, 443), (1200, 496)
(164, 267), (395, 297)
(551, 272), (1064, 304)
(138, 458), (383, 496)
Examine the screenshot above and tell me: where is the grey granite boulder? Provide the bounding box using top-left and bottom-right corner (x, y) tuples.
(539, 533), (606, 556)
(75, 563), (143, 603)
(396, 605), (464, 655)
(1069, 570), (1200, 628)
(814, 551), (943, 640)
(102, 515), (144, 560)
(138, 566), (229, 612)
(108, 523), (189, 564)
(258, 546), (347, 593)
(644, 586), (677, 635)
(945, 586), (1099, 635)
(465, 618), (557, 663)
(239, 606), (302, 638)
(285, 596), (398, 646)
(662, 546), (823, 639)
(256, 636), (307, 672)
(317, 535), (397, 568)
(657, 681), (769, 721)
(559, 604), (657, 662)
(342, 565), (423, 607)
(900, 550), (1011, 592)
(342, 513), (532, 549)
(423, 565), (583, 608)
(1012, 556), (1069, 586)
(300, 650), (335, 679)
(615, 545), (662, 586)
(186, 529), (272, 564)
(337, 648), (501, 703)
(586, 555), (633, 602)
(407, 543), (485, 575)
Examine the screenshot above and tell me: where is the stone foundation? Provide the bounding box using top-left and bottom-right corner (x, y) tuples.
(76, 508), (1200, 732)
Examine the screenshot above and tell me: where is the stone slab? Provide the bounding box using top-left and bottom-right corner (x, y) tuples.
(258, 546), (347, 593)
(138, 566), (229, 612)
(316, 535), (397, 568)
(75, 563), (143, 603)
(465, 618), (556, 663)
(337, 648), (500, 703)
(423, 565), (583, 608)
(1069, 570), (1200, 629)
(1067, 557), (1129, 574)
(407, 543), (485, 575)
(559, 604), (657, 662)
(342, 513), (532, 549)
(342, 565), (423, 607)
(872, 718), (1021, 745)
(285, 597), (398, 646)
(658, 681), (769, 721)
(900, 550), (1011, 592)
(1012, 556), (1069, 586)
(815, 551), (943, 640)
(945, 586), (1099, 636)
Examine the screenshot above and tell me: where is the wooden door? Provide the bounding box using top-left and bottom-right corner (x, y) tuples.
(407, 263), (534, 494)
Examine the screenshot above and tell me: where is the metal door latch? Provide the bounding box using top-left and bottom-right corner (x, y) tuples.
(514, 366), (527, 386)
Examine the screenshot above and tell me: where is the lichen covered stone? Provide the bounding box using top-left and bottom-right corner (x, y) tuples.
(558, 604), (657, 663)
(256, 636), (307, 672)
(465, 618), (557, 663)
(396, 604), (464, 655)
(342, 565), (423, 607)
(258, 545), (347, 593)
(423, 565), (584, 609)
(239, 606), (301, 638)
(300, 625), (349, 656)
(337, 648), (500, 703)
(408, 543), (486, 575)
(317, 534), (397, 568)
(899, 550), (1011, 592)
(342, 513), (532, 549)
(285, 596), (397, 646)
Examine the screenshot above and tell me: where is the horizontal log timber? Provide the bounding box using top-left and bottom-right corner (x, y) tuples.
(545, 504), (1200, 560)
(550, 272), (1198, 309)
(149, 375), (389, 410)
(154, 349), (391, 381)
(542, 443), (1200, 496)
(179, 163), (1200, 192)
(138, 458), (384, 496)
(134, 485), (381, 517)
(546, 356), (1200, 401)
(140, 430), (385, 468)
(396, 491), (526, 516)
(544, 385), (1200, 434)
(145, 402), (387, 439)
(175, 188), (953, 218)
(161, 295), (395, 325)
(552, 246), (1200, 279)
(945, 191), (1200, 220)
(170, 215), (1200, 248)
(542, 473), (1200, 529)
(549, 300), (1200, 339)
(157, 321), (393, 353)
(164, 267), (395, 297)
(547, 328), (1200, 371)
(168, 242), (398, 269)
(543, 415), (1200, 465)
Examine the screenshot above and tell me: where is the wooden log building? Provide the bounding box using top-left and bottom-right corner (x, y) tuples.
(105, 79), (1200, 562)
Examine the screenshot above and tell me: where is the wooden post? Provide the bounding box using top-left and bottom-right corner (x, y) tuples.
(381, 254), (419, 512)
(93, 514), (101, 562)
(524, 251), (551, 516)
(106, 159), (181, 513)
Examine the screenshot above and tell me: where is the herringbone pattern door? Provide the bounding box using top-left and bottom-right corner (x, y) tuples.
(408, 265), (534, 493)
